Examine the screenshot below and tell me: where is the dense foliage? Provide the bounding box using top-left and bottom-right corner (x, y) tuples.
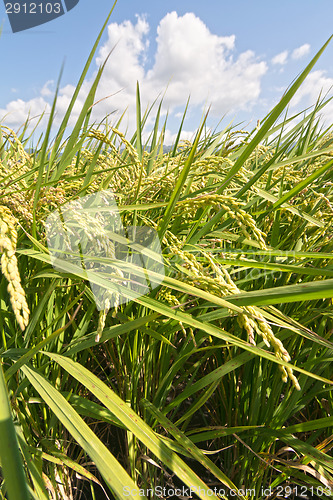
(1, 8), (333, 500)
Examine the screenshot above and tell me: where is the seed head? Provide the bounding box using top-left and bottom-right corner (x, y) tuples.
(0, 206), (30, 331)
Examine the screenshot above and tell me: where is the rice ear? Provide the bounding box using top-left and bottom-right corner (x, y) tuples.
(0, 206), (30, 331)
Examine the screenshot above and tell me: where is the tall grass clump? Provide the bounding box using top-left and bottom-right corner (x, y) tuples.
(1, 5), (333, 498)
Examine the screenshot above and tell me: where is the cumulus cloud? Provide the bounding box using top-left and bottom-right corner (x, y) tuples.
(162, 128), (195, 146)
(272, 50), (289, 65)
(271, 44), (310, 68)
(95, 15), (149, 89)
(41, 80), (55, 97)
(292, 43), (310, 60)
(0, 12), (268, 135)
(89, 11), (268, 126)
(290, 70), (333, 106)
(0, 97), (51, 126)
(289, 70), (333, 125)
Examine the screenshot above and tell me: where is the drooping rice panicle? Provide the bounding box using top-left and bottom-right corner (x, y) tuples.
(0, 206), (30, 331)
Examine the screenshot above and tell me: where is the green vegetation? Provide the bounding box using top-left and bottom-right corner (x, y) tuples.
(1, 6), (333, 500)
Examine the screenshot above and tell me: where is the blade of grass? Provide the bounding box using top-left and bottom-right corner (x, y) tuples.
(157, 111), (208, 239)
(225, 278), (333, 307)
(21, 364), (145, 500)
(171, 96), (190, 157)
(51, 56), (110, 182)
(48, 0), (119, 169)
(32, 66), (64, 238)
(271, 157), (333, 211)
(0, 362), (30, 500)
(17, 247), (333, 384)
(43, 353), (240, 500)
(135, 81), (142, 163)
(146, 99), (163, 175)
(141, 398), (244, 496)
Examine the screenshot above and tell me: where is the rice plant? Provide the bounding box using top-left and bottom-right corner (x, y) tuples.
(1, 5), (333, 499)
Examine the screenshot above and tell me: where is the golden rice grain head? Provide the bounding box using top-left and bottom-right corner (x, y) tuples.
(0, 206), (30, 331)
(95, 308), (108, 342)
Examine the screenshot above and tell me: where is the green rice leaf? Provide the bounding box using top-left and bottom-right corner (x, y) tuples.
(21, 364), (144, 500)
(0, 362), (30, 500)
(43, 353), (235, 500)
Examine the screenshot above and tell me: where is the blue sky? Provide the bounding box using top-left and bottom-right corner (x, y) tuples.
(1, 0), (333, 143)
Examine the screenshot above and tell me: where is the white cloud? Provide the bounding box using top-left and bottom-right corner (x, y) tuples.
(290, 70), (333, 125)
(292, 43), (310, 60)
(147, 12), (236, 82)
(0, 12), (268, 136)
(159, 128), (195, 146)
(41, 80), (55, 97)
(290, 70), (333, 106)
(272, 50), (289, 65)
(95, 14), (149, 89)
(91, 11), (267, 123)
(0, 97), (51, 126)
